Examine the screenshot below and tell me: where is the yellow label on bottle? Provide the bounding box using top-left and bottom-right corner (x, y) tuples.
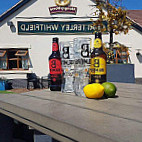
(89, 57), (106, 75)
(94, 38), (102, 48)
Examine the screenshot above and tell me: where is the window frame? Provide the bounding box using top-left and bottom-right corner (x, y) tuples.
(0, 50), (6, 57)
(0, 49), (29, 70)
(15, 50), (28, 56)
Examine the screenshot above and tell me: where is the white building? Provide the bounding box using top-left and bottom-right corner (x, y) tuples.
(0, 0), (142, 85)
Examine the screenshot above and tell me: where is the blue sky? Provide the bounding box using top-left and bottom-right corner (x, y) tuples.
(121, 0), (142, 10)
(0, 0), (142, 15)
(0, 0), (20, 15)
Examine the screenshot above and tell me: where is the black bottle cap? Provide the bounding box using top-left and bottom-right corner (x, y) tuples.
(95, 32), (102, 39)
(53, 37), (59, 43)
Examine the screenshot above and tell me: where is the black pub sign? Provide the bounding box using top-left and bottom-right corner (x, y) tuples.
(18, 21), (107, 35)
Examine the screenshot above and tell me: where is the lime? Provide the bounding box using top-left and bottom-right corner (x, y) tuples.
(83, 83), (104, 99)
(102, 82), (117, 97)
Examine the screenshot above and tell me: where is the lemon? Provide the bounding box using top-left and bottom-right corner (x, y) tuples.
(83, 83), (104, 99)
(102, 82), (117, 98)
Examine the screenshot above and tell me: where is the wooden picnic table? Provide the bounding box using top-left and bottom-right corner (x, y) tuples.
(0, 82), (142, 142)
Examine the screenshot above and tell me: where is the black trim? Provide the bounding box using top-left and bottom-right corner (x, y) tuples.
(0, 0), (31, 22)
(132, 23), (142, 33)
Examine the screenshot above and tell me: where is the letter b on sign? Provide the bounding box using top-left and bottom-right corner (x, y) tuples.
(62, 46), (69, 59)
(81, 44), (90, 58)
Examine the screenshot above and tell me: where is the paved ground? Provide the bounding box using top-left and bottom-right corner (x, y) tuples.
(10, 88), (30, 93)
(135, 78), (142, 84)
(9, 78), (142, 94)
(9, 88), (46, 94)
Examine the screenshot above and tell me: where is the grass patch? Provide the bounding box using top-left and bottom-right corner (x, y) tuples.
(0, 90), (14, 94)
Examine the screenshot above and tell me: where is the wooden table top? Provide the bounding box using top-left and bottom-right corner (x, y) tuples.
(0, 82), (142, 142)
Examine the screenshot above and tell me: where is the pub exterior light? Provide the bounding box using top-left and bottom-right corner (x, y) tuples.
(136, 49), (141, 56)
(7, 21), (14, 27)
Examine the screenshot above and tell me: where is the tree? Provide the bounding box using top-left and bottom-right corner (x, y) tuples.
(92, 0), (132, 47)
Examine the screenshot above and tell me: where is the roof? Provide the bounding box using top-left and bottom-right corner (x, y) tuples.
(0, 0), (31, 22)
(127, 10), (142, 27)
(126, 10), (142, 33)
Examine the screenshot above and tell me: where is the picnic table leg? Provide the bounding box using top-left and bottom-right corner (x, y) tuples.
(0, 113), (14, 142)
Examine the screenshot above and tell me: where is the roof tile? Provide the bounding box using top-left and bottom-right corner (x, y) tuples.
(127, 10), (142, 27)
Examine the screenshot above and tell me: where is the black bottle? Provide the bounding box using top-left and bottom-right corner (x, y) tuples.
(89, 32), (107, 83)
(49, 38), (62, 91)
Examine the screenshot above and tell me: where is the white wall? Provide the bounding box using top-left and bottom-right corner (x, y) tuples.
(0, 0), (96, 79)
(113, 30), (142, 78)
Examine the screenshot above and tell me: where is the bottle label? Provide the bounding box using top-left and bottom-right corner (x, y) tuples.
(94, 38), (102, 48)
(49, 59), (62, 74)
(52, 43), (59, 51)
(89, 74), (106, 84)
(89, 57), (106, 75)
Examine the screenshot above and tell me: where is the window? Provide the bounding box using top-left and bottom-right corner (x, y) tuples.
(0, 50), (7, 69)
(15, 50), (28, 56)
(0, 49), (29, 70)
(0, 50), (6, 57)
